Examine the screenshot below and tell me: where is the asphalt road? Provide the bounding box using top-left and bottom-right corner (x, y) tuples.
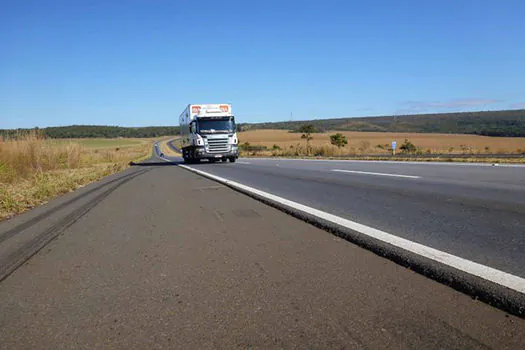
(1, 154), (525, 348)
(171, 156), (525, 279)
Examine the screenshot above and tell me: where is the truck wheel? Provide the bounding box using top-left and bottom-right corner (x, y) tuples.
(229, 157), (236, 163)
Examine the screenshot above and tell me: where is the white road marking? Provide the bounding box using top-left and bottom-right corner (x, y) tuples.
(236, 161), (251, 165)
(177, 163), (525, 295)
(332, 169), (421, 179)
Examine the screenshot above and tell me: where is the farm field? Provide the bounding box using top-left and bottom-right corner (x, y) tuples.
(52, 138), (151, 149)
(237, 130), (525, 155)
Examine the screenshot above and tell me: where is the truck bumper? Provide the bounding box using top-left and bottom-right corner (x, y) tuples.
(194, 147), (239, 160)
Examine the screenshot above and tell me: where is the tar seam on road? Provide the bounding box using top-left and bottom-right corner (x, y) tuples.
(173, 161), (525, 317)
(331, 169), (421, 179)
(0, 169), (150, 283)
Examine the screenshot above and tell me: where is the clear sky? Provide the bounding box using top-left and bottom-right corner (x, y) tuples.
(1, 0), (524, 128)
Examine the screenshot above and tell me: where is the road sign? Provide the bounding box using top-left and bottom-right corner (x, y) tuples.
(392, 141), (397, 155)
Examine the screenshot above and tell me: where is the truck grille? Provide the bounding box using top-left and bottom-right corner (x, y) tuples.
(206, 138), (230, 153)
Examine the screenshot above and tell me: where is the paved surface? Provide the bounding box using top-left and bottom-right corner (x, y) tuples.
(1, 156), (525, 348)
(172, 157), (525, 278)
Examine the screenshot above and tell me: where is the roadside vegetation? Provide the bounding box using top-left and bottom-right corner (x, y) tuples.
(158, 138), (181, 157)
(0, 132), (153, 221)
(238, 129), (525, 161)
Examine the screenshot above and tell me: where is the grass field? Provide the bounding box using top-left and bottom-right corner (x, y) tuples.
(238, 130), (525, 156)
(54, 138), (150, 149)
(0, 133), (156, 221)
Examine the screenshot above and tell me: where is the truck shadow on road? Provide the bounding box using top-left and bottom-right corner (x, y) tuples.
(129, 160), (184, 166)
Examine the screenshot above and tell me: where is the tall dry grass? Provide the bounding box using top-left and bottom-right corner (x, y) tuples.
(1, 132), (151, 221)
(0, 131), (83, 183)
(241, 143), (352, 158)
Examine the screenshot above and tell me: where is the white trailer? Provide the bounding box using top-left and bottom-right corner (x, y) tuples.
(179, 104), (239, 163)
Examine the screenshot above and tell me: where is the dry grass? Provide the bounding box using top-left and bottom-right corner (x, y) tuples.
(158, 138), (180, 157)
(238, 130), (525, 156)
(0, 132), (152, 221)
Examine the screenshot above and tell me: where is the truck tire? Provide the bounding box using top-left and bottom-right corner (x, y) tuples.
(229, 157), (236, 163)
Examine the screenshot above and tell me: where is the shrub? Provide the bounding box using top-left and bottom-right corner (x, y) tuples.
(400, 139), (417, 153)
(239, 143), (267, 152)
(329, 133), (348, 148)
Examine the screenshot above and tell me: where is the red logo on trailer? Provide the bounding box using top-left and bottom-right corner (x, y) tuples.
(191, 106), (201, 114)
(220, 105), (229, 112)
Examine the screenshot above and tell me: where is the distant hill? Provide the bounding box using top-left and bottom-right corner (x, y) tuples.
(240, 109), (525, 137)
(2, 109), (525, 139)
(0, 125), (180, 139)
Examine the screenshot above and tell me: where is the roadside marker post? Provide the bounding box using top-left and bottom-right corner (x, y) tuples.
(392, 141), (397, 156)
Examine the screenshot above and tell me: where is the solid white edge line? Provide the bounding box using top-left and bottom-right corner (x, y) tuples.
(332, 169), (421, 179)
(177, 163), (525, 294)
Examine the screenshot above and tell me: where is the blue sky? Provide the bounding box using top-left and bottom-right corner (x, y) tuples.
(1, 0), (524, 128)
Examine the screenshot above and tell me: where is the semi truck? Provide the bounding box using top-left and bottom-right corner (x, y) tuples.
(179, 104), (239, 163)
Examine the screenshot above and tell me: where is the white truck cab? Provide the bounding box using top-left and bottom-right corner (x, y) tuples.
(179, 104), (239, 163)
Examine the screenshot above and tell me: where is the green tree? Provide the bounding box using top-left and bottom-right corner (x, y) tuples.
(400, 139), (417, 153)
(330, 133), (348, 148)
(299, 124), (315, 154)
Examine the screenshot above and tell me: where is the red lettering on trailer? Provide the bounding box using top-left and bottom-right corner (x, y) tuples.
(191, 106), (201, 114)
(220, 105), (229, 112)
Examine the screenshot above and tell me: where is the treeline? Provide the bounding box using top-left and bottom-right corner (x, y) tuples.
(3, 109), (525, 139)
(239, 109), (525, 137)
(0, 125), (180, 139)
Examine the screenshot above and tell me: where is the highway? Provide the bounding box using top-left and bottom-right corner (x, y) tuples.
(1, 149), (525, 348)
(172, 157), (525, 279)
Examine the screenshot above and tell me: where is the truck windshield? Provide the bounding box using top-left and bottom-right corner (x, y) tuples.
(197, 118), (235, 134)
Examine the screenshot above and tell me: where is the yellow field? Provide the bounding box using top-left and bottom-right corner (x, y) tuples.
(238, 130), (525, 155)
(53, 138), (157, 149)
